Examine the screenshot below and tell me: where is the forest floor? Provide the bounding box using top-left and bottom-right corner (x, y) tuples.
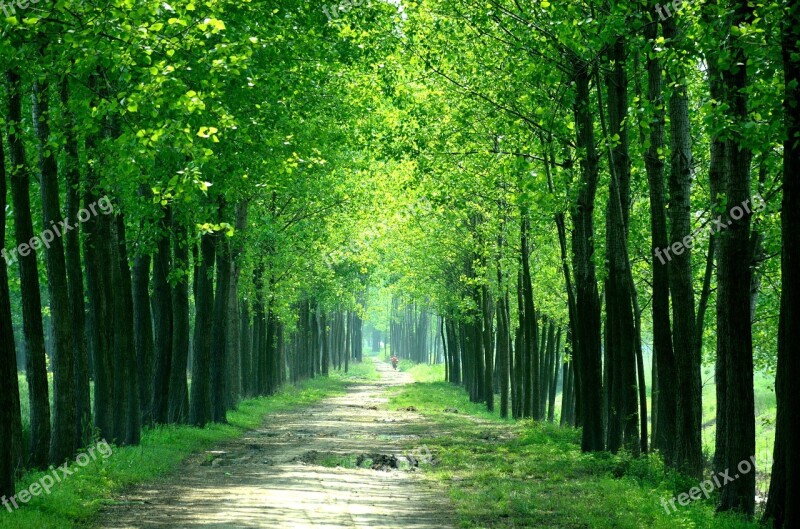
(95, 360), (455, 529)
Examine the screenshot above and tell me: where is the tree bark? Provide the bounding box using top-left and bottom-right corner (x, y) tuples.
(570, 61), (604, 452)
(59, 78), (91, 448)
(190, 231), (216, 426)
(151, 207), (173, 424)
(132, 189), (154, 427)
(764, 6), (800, 525)
(717, 0), (756, 513)
(169, 217), (190, 423)
(211, 222), (230, 423)
(5, 69), (50, 468)
(32, 77), (78, 463)
(662, 15), (703, 477)
(112, 216), (140, 445)
(0, 127), (23, 495)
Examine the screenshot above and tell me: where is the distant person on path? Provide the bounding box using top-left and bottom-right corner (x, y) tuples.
(390, 356), (399, 370)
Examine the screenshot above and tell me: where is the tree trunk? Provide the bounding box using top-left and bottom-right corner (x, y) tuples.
(548, 328), (561, 423)
(570, 61), (604, 451)
(0, 127), (23, 494)
(5, 69), (50, 468)
(321, 312), (330, 376)
(240, 303), (252, 397)
(189, 231), (216, 427)
(132, 189), (154, 427)
(211, 223), (230, 423)
(638, 8), (677, 462)
(32, 77), (78, 463)
(227, 201), (248, 408)
(764, 6), (800, 526)
(661, 15), (703, 477)
(152, 207), (173, 424)
(169, 217), (190, 423)
(112, 216), (140, 445)
(59, 78), (91, 448)
(717, 0), (757, 514)
(482, 284), (494, 412)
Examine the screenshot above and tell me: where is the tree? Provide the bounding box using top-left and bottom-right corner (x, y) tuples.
(0, 129), (22, 498)
(31, 74), (78, 463)
(5, 68), (50, 469)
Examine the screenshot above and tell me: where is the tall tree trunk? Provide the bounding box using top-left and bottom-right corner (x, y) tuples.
(227, 202), (248, 408)
(548, 328), (561, 423)
(764, 6), (800, 526)
(83, 138), (114, 445)
(717, 0), (756, 514)
(5, 69), (50, 468)
(600, 38), (640, 454)
(520, 215), (539, 419)
(169, 217), (190, 423)
(151, 207), (173, 424)
(496, 263), (511, 419)
(639, 7), (676, 462)
(112, 216), (140, 445)
(662, 15), (703, 477)
(132, 189), (154, 427)
(570, 61), (604, 451)
(211, 222), (230, 423)
(482, 284), (494, 412)
(81, 71), (116, 444)
(59, 78), (91, 448)
(32, 77), (78, 463)
(321, 312), (330, 376)
(240, 303), (252, 398)
(190, 231), (216, 427)
(0, 129), (23, 494)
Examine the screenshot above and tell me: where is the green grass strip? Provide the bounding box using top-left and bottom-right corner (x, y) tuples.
(390, 365), (762, 529)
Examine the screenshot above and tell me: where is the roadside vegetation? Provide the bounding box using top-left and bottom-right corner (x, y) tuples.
(391, 368), (762, 529)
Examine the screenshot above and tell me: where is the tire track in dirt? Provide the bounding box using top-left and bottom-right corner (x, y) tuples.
(96, 361), (454, 529)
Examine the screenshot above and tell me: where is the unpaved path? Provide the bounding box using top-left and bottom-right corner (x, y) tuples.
(97, 361), (454, 528)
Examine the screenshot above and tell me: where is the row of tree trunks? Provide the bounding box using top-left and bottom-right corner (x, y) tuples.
(390, 301), (432, 363)
(2, 68), (299, 493)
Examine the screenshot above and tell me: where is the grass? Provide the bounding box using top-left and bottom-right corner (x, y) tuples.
(390, 367), (763, 529)
(2, 365), (374, 529)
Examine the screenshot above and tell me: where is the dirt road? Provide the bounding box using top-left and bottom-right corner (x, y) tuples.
(97, 361), (454, 529)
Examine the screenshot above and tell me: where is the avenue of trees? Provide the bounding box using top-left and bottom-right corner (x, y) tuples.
(0, 0), (399, 508)
(375, 0), (798, 525)
(0, 0), (798, 527)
